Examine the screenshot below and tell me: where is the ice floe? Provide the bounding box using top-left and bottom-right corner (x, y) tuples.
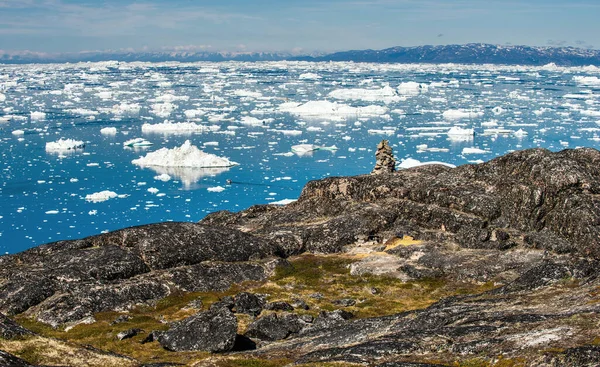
(45, 138), (85, 151)
(270, 198), (297, 205)
(398, 158), (456, 169)
(279, 101), (388, 119)
(328, 85), (400, 103)
(100, 127), (117, 135)
(124, 138), (153, 147)
(207, 186), (226, 193)
(462, 147), (490, 154)
(85, 190), (118, 203)
(443, 109), (484, 120)
(30, 111), (46, 120)
(141, 121), (219, 134)
(397, 82), (427, 95)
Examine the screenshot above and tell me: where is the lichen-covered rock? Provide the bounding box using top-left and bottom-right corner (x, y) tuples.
(157, 307), (237, 352)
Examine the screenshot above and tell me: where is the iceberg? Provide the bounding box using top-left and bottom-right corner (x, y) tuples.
(269, 198), (297, 205)
(132, 140), (238, 168)
(85, 190), (118, 203)
(30, 111), (46, 120)
(397, 82), (427, 95)
(124, 138), (153, 147)
(462, 147), (490, 154)
(100, 127), (117, 135)
(513, 129), (528, 137)
(398, 158), (456, 169)
(45, 138), (85, 152)
(328, 86), (400, 103)
(443, 109), (484, 120)
(279, 100), (388, 119)
(447, 126), (474, 140)
(207, 186), (226, 193)
(12, 130), (25, 136)
(141, 121), (218, 134)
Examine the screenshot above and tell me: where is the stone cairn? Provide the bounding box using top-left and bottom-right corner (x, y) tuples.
(371, 140), (396, 174)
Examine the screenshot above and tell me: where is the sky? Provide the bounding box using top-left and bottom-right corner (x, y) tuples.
(0, 0), (599, 54)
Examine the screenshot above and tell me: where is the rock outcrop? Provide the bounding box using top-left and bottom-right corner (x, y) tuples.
(156, 307), (238, 352)
(2, 148), (600, 366)
(0, 222), (280, 326)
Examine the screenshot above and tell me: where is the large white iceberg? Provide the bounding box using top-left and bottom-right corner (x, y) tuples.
(132, 140), (238, 168)
(46, 138), (85, 151)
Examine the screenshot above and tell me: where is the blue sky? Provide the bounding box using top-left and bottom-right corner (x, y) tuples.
(0, 0), (598, 54)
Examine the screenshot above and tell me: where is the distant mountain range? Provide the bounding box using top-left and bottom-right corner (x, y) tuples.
(2, 44), (600, 66)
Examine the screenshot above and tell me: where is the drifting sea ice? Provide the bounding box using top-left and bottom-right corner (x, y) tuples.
(279, 100), (388, 119)
(207, 186), (226, 193)
(132, 140), (238, 168)
(100, 127), (118, 135)
(398, 158), (456, 169)
(443, 109), (484, 120)
(45, 138), (85, 151)
(462, 147), (490, 154)
(124, 138), (153, 147)
(30, 111), (46, 120)
(328, 85), (400, 103)
(141, 121), (219, 133)
(85, 191), (118, 203)
(397, 82), (427, 95)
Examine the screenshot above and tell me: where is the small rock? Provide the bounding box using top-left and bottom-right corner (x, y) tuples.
(209, 296), (234, 311)
(185, 298), (203, 310)
(157, 307), (237, 352)
(140, 330), (161, 344)
(117, 328), (143, 341)
(234, 292), (266, 316)
(299, 314), (314, 323)
(264, 301), (294, 312)
(333, 298), (356, 307)
(309, 292), (323, 300)
(111, 315), (132, 325)
(291, 299), (309, 310)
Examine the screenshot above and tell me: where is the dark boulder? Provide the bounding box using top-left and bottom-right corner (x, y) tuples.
(234, 293), (265, 317)
(264, 301), (294, 312)
(157, 307), (237, 352)
(245, 313), (304, 341)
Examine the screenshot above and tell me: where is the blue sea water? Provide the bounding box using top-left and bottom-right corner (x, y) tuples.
(1, 61), (599, 253)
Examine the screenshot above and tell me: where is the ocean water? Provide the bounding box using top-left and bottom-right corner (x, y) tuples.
(1, 61), (599, 253)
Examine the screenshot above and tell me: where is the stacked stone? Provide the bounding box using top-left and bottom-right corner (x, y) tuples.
(371, 140), (396, 174)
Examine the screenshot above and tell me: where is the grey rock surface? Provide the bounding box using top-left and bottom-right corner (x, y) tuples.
(157, 307), (237, 352)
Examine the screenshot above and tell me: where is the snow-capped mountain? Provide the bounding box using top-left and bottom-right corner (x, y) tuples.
(1, 44), (599, 65)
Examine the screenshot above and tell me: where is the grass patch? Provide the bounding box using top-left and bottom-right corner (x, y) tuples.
(10, 253), (498, 366)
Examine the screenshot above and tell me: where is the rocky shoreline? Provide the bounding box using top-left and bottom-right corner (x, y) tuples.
(1, 147), (600, 366)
